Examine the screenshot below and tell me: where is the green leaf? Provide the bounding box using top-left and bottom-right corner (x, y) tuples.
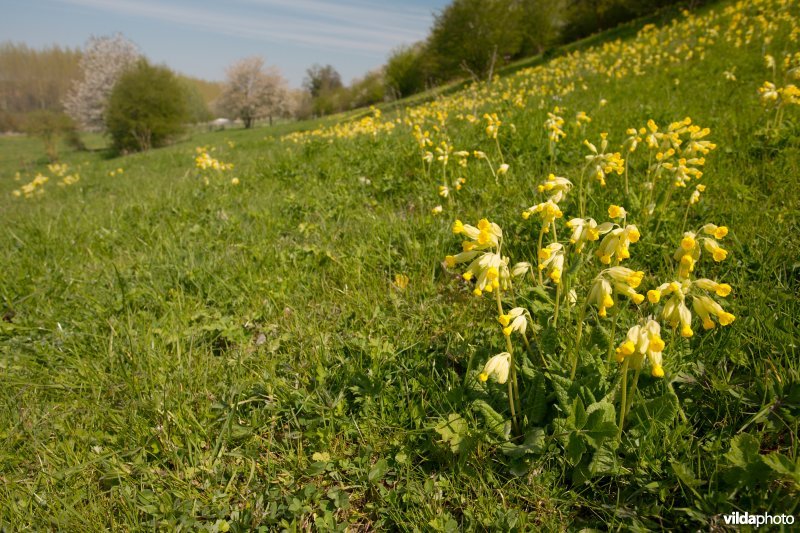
(635, 389), (680, 425)
(671, 461), (703, 488)
(434, 413), (472, 453)
(583, 401), (617, 449)
(473, 400), (508, 439)
(502, 427), (546, 459)
(327, 487), (350, 510)
(588, 443), (620, 476)
(549, 373), (573, 412)
(725, 433), (761, 468)
(367, 458), (389, 483)
(525, 370), (548, 425)
(762, 453), (800, 486)
(572, 397), (587, 430)
(566, 432), (586, 465)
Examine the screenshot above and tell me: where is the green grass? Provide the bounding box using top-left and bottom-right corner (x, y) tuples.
(2, 0), (800, 530)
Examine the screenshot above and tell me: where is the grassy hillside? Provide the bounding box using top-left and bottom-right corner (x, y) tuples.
(1, 0), (799, 530)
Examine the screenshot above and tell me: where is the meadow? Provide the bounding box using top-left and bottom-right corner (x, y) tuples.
(1, 0), (799, 530)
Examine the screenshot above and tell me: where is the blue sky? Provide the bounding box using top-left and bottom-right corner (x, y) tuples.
(2, 0), (450, 87)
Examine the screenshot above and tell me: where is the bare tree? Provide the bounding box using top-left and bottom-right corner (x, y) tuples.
(63, 34), (140, 131)
(218, 57), (288, 128)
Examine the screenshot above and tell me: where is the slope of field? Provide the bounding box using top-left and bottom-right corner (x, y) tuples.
(1, 0), (799, 529)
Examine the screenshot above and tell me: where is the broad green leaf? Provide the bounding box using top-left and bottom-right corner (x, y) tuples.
(584, 401), (617, 449)
(434, 413), (471, 453)
(473, 400), (508, 439)
(368, 458), (389, 483)
(566, 432), (586, 465)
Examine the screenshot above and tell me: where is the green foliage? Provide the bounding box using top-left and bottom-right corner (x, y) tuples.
(22, 110), (79, 161)
(105, 60), (188, 152)
(347, 70), (385, 109)
(179, 78), (213, 124)
(385, 44), (430, 99)
(427, 0), (525, 82)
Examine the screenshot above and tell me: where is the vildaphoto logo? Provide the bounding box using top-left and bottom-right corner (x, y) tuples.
(722, 511), (795, 528)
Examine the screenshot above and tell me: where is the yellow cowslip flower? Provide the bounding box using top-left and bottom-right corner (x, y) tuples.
(693, 278), (731, 297)
(608, 204), (626, 219)
(689, 184), (706, 205)
(478, 352), (511, 384)
(545, 110), (566, 144)
(566, 217), (601, 252)
(435, 141), (453, 166)
(575, 111), (591, 126)
(484, 113), (502, 139)
(615, 319), (666, 377)
(452, 218), (502, 250)
(663, 296), (693, 337)
(674, 224), (729, 271)
(605, 266), (645, 289)
(623, 127), (641, 152)
(693, 295), (736, 329)
(432, 205), (443, 215)
(452, 252), (510, 297)
(523, 199), (562, 224)
(759, 81), (779, 104)
(683, 126), (716, 156)
(781, 85), (800, 105)
(438, 185), (449, 198)
(595, 224), (639, 264)
(497, 164), (509, 175)
(537, 174), (572, 202)
(653, 280), (693, 337)
(538, 243), (565, 284)
(588, 278), (615, 317)
(703, 238), (728, 262)
(701, 223), (728, 239)
(394, 273), (410, 289)
(584, 134), (625, 186)
(498, 307), (527, 336)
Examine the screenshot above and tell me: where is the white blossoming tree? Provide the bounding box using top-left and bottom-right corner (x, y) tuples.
(63, 34), (140, 132)
(218, 57), (289, 128)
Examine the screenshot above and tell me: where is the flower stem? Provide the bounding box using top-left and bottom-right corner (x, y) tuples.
(495, 289), (520, 435)
(617, 358), (630, 440)
(570, 299), (588, 380)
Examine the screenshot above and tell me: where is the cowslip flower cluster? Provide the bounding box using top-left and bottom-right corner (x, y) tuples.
(484, 113), (502, 139)
(588, 267), (646, 317)
(673, 223), (729, 277)
(648, 224), (735, 337)
(12, 173), (49, 198)
(544, 108), (566, 145)
(195, 151), (233, 171)
(594, 222), (640, 264)
(446, 218), (510, 297)
(615, 319), (666, 377)
(565, 217), (601, 252)
(584, 133), (625, 186)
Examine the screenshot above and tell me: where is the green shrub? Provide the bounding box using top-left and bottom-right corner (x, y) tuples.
(22, 110), (77, 161)
(105, 60), (187, 152)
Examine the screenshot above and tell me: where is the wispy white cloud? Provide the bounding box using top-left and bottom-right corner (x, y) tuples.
(53, 0), (431, 55)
